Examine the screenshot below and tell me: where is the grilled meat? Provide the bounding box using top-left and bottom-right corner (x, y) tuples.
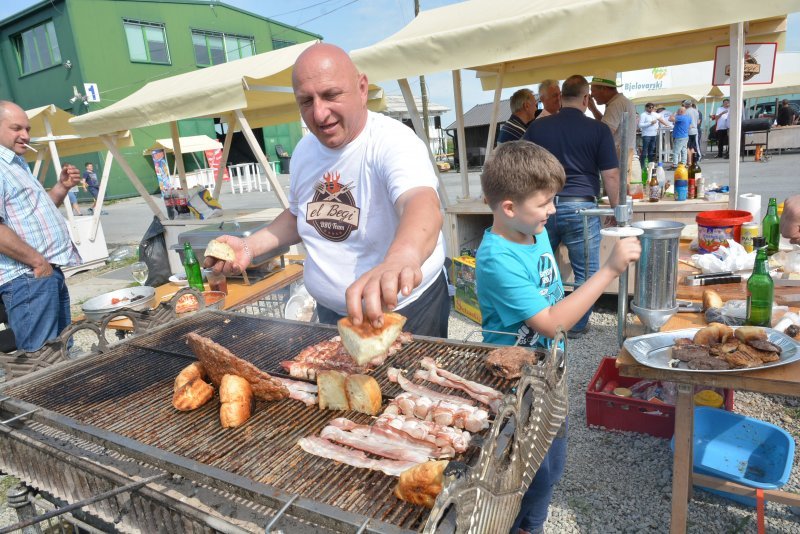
(297, 436), (418, 477)
(485, 346), (542, 379)
(671, 344), (711, 362)
(186, 333), (289, 401)
(687, 356), (732, 371)
(673, 338), (695, 346)
(722, 349), (763, 369)
(416, 357), (504, 412)
(746, 339), (781, 354)
(738, 343), (781, 363)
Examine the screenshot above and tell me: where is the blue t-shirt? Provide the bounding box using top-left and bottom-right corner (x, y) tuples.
(523, 108), (618, 198)
(476, 228), (565, 348)
(672, 114), (691, 139)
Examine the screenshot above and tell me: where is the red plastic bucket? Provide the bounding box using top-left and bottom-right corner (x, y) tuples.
(696, 210), (753, 253)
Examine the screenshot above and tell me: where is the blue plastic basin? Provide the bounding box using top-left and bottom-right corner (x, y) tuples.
(670, 407), (795, 506)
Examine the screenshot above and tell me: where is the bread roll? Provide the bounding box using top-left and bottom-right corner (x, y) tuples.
(317, 370), (349, 411)
(204, 240), (236, 262)
(174, 362), (207, 391)
(702, 290), (723, 311)
(395, 460), (448, 508)
(734, 326), (768, 343)
(345, 374), (382, 415)
(172, 377), (214, 411)
(693, 322), (734, 345)
(219, 374), (254, 428)
(338, 312), (407, 365)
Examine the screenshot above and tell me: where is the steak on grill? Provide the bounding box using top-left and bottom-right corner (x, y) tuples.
(186, 332), (289, 401)
(671, 344), (711, 362)
(687, 356), (732, 370)
(485, 346), (542, 380)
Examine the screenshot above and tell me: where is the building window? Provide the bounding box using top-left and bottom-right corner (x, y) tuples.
(192, 30), (254, 66)
(14, 21), (61, 75)
(123, 19), (170, 64)
(272, 38), (296, 50)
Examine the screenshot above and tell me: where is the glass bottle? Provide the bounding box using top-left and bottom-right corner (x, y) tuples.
(648, 163), (661, 202)
(183, 242), (205, 291)
(692, 153), (704, 199)
(641, 157), (649, 187)
(687, 151), (696, 199)
(745, 237), (774, 327)
(762, 197), (780, 256)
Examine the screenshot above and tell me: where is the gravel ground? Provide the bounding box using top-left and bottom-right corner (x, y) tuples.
(2, 307), (800, 532)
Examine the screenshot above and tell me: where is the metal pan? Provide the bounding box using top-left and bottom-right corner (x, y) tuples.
(624, 327), (800, 373)
(81, 286), (156, 322)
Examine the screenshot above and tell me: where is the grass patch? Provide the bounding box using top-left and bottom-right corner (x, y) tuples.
(786, 406), (800, 420)
(0, 475), (20, 506)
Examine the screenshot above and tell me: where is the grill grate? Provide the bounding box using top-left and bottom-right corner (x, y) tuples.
(2, 311), (519, 532)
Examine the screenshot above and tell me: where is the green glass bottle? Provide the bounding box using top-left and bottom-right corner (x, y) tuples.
(182, 242), (205, 291)
(761, 197), (780, 256)
(745, 237), (774, 327)
(641, 157), (649, 186)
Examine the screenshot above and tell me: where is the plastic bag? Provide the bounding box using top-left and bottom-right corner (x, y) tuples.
(138, 216), (171, 287)
(187, 186), (223, 220)
(691, 239), (754, 274)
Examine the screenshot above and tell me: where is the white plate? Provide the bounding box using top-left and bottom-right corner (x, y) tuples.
(169, 273), (188, 286)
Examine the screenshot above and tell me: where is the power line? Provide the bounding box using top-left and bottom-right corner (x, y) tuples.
(268, 0), (340, 18)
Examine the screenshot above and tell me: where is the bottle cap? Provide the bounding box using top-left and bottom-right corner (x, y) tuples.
(752, 236), (766, 248)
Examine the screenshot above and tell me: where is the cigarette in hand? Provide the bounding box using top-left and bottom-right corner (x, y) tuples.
(23, 143), (38, 153)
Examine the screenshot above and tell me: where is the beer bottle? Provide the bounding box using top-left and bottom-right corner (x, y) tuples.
(762, 197), (780, 256)
(692, 154), (704, 199)
(687, 151), (696, 199)
(183, 242), (205, 291)
(745, 237), (774, 327)
(641, 157), (649, 187)
(648, 163), (661, 202)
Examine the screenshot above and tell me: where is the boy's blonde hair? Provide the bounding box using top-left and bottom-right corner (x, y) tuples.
(481, 140), (565, 209)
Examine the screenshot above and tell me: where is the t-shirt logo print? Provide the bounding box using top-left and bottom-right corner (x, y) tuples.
(306, 170), (361, 242)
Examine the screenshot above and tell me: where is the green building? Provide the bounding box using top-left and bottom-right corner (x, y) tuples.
(0, 0), (320, 198)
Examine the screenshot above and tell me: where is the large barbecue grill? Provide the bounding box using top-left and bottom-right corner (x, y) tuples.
(0, 310), (568, 533)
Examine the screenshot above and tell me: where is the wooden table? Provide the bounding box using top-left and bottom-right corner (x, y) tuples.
(102, 263), (303, 331)
(616, 312), (800, 533)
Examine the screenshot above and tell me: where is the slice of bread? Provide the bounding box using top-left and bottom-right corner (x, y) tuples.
(317, 370), (349, 411)
(338, 312), (407, 365)
(345, 374), (382, 415)
(204, 239), (236, 262)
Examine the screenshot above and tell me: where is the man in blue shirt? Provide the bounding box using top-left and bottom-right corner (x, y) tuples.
(523, 75), (620, 336)
(670, 107), (691, 168)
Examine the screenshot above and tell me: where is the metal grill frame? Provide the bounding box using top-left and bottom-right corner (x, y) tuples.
(1, 311), (568, 533)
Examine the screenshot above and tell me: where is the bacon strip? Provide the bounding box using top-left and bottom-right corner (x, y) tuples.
(274, 377), (317, 406)
(320, 425), (432, 463)
(297, 436), (417, 477)
(328, 418), (455, 458)
(387, 367), (475, 406)
(419, 357), (504, 411)
(386, 392), (489, 433)
(414, 369), (502, 412)
(374, 412), (472, 453)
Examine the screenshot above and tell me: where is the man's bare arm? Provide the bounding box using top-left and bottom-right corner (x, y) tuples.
(0, 225), (53, 277)
(346, 187), (443, 326)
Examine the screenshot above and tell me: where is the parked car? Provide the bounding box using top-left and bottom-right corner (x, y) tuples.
(750, 100), (800, 121)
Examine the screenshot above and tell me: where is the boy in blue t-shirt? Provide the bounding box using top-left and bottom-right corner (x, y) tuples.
(476, 141), (640, 534)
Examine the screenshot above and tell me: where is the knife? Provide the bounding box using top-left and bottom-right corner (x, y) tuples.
(690, 271), (734, 279)
(685, 274), (742, 286)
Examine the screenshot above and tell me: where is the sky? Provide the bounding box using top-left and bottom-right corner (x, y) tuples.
(1, 0), (799, 127)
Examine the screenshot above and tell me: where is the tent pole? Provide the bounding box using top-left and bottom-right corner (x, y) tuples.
(44, 114), (80, 243)
(398, 78), (449, 209)
(484, 64), (506, 158)
(728, 23), (744, 210)
(100, 135), (167, 220)
(234, 109), (289, 209)
(452, 69), (470, 201)
(214, 113), (237, 199)
(90, 149), (114, 241)
(31, 149), (45, 180)
(38, 152), (51, 186)
(170, 122), (190, 195)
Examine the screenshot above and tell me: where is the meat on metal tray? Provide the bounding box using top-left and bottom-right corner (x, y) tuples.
(623, 327), (800, 373)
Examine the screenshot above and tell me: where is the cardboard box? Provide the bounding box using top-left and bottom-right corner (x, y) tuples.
(453, 255), (481, 324)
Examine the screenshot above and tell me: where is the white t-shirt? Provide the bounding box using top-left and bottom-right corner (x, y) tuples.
(289, 111), (446, 316)
(715, 106), (730, 130)
(685, 107), (700, 135)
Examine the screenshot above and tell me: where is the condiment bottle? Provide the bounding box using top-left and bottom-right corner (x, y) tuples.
(183, 242), (205, 291)
(687, 150), (696, 199)
(673, 163), (688, 201)
(745, 237), (774, 327)
(648, 163), (661, 202)
(762, 197), (780, 256)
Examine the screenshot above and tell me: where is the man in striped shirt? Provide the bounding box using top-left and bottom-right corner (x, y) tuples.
(496, 88), (538, 144)
(0, 101), (82, 352)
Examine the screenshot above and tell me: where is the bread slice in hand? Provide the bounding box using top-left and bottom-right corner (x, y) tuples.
(317, 370), (349, 411)
(204, 239), (236, 262)
(345, 374), (382, 415)
(338, 312), (407, 365)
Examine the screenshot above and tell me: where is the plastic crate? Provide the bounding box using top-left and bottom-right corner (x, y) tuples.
(586, 358), (734, 439)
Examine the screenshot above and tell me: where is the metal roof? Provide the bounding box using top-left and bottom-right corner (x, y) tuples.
(444, 99), (511, 130)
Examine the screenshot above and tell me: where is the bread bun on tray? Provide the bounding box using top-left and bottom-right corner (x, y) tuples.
(219, 374), (254, 428)
(693, 322), (734, 345)
(734, 326), (768, 343)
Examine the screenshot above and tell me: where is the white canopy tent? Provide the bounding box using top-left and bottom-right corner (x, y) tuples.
(630, 85), (727, 106)
(144, 135), (222, 155)
(25, 104), (134, 273)
(742, 71), (800, 99)
(351, 0), (798, 210)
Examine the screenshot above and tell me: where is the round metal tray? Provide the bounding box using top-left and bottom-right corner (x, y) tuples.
(82, 286), (156, 322)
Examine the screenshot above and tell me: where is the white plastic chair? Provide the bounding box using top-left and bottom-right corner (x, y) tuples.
(254, 163), (272, 192)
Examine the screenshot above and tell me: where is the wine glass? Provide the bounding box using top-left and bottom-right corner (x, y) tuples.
(131, 262), (149, 286)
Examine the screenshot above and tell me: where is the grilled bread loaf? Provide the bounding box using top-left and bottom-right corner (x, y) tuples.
(338, 312), (407, 365)
(172, 377), (214, 411)
(219, 374), (254, 428)
(395, 460), (448, 508)
(174, 362), (207, 391)
(702, 289), (723, 311)
(317, 370), (350, 411)
(693, 322), (734, 345)
(734, 326), (768, 343)
(345, 375), (382, 415)
(204, 240), (236, 262)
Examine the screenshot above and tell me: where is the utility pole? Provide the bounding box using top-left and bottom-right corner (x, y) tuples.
(415, 0), (431, 141)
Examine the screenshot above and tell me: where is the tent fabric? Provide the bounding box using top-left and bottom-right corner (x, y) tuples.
(144, 135), (222, 155)
(350, 0), (794, 89)
(70, 41), (318, 137)
(742, 72), (800, 99)
(25, 104), (133, 162)
(630, 85), (726, 106)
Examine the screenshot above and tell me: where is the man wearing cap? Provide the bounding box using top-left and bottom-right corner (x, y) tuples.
(536, 79), (561, 120)
(496, 88), (538, 144)
(638, 103), (671, 163)
(683, 99), (701, 161)
(711, 98), (730, 158)
(523, 75), (620, 337)
(588, 71), (637, 159)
